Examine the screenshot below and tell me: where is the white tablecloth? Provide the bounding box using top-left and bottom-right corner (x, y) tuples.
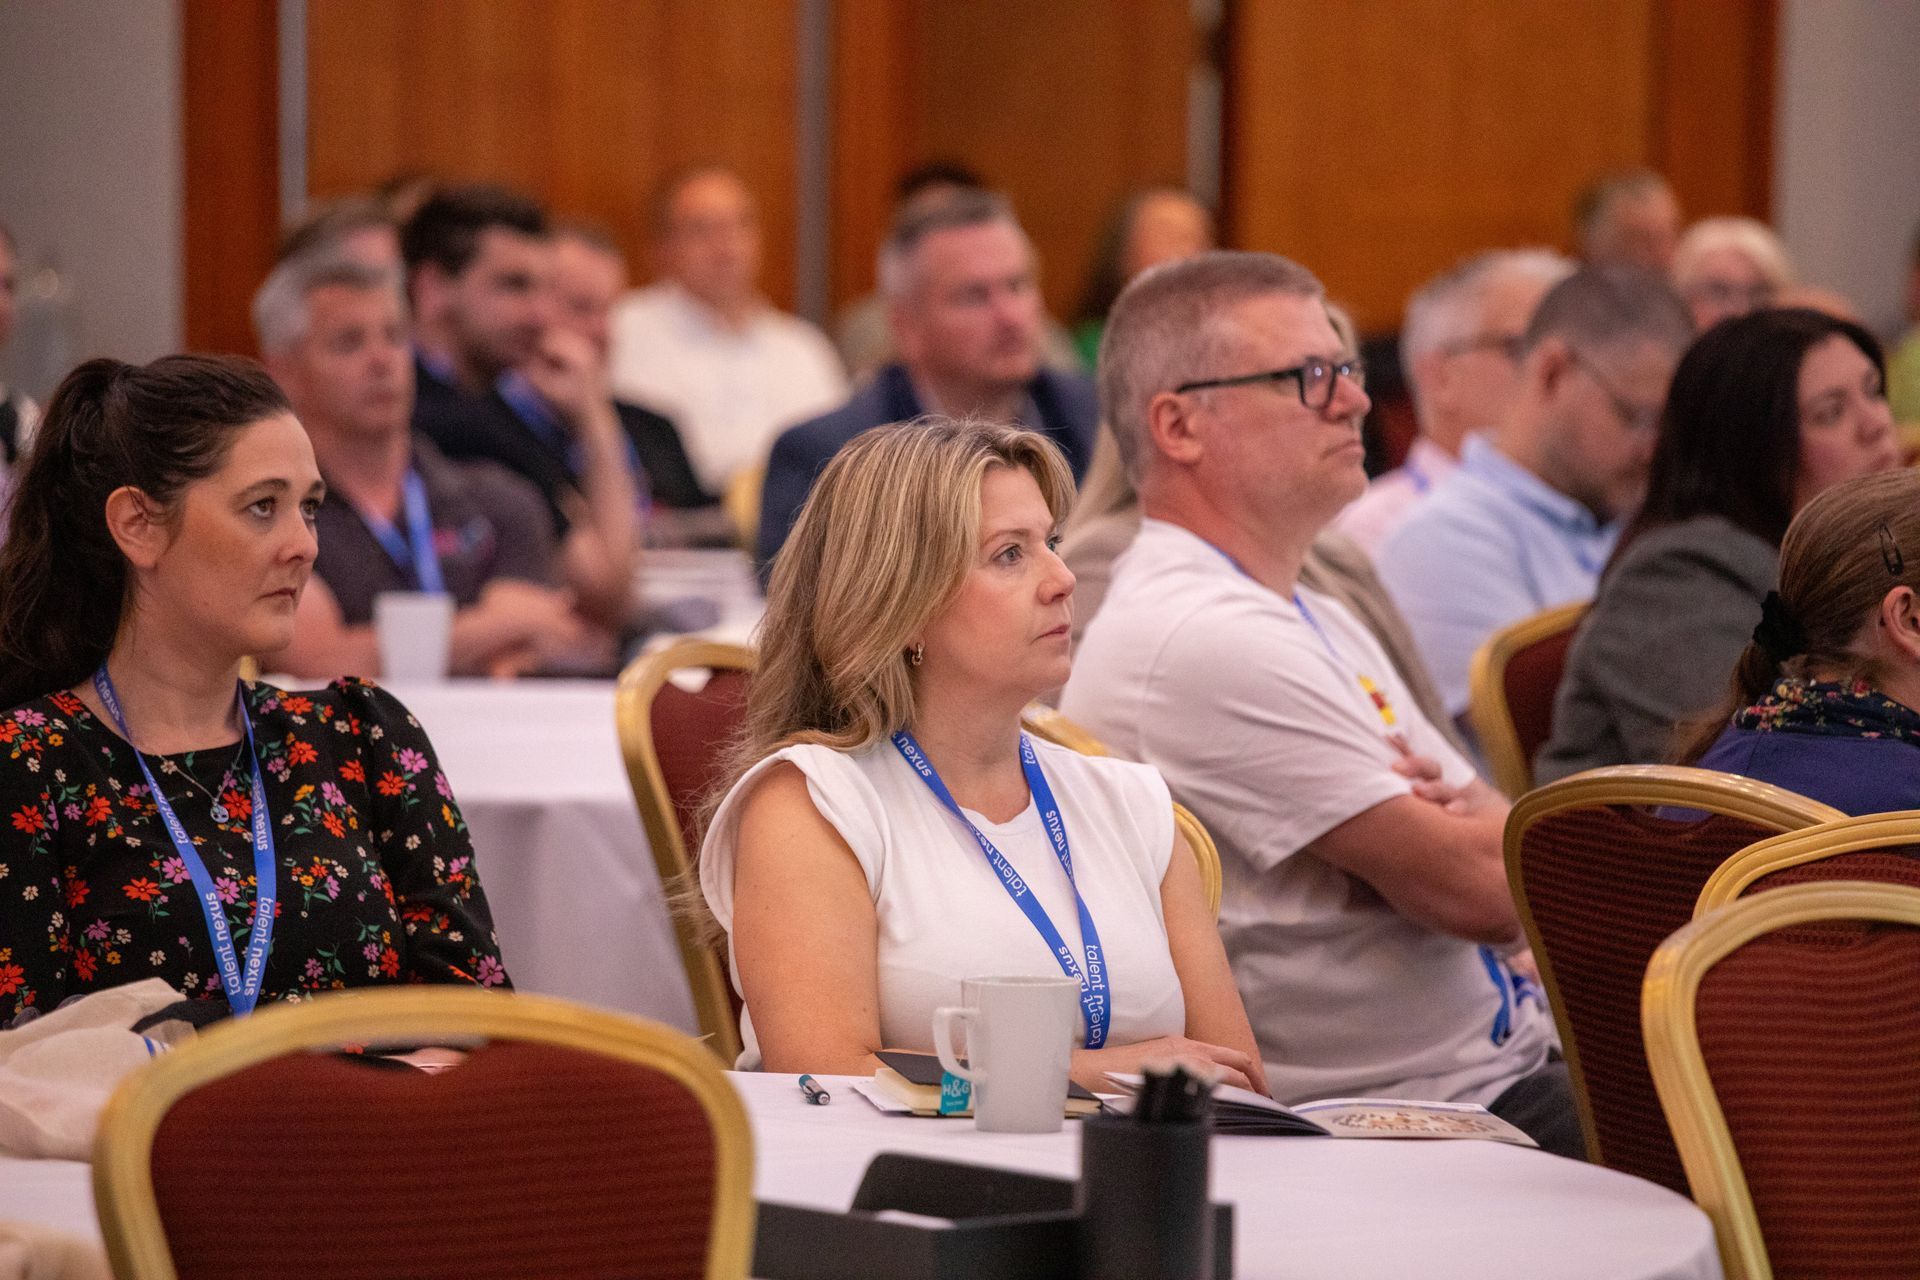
(736, 1072), (1725, 1280)
(0, 1074), (1723, 1280)
(369, 680), (697, 1032)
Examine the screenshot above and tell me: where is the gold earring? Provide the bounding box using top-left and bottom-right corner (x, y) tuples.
(909, 643), (924, 667)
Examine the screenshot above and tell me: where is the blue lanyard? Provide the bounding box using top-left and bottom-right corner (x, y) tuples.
(354, 470), (445, 594)
(1403, 460), (1431, 494)
(891, 731), (1111, 1048)
(92, 669), (279, 1015)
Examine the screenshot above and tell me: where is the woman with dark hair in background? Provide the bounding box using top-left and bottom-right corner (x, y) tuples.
(1538, 308), (1899, 781)
(0, 355), (507, 1027)
(1686, 469), (1920, 812)
(1070, 189), (1214, 367)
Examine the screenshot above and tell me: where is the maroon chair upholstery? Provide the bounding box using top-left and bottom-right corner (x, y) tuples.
(1503, 629), (1579, 773)
(1747, 847), (1920, 896)
(1506, 769), (1838, 1194)
(149, 1040), (722, 1279)
(1692, 912), (1920, 1276)
(648, 666), (753, 1036)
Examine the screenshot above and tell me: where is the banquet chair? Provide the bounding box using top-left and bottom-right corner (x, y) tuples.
(724, 466), (764, 552)
(1468, 600), (1587, 798)
(1505, 765), (1840, 1192)
(1021, 704), (1224, 919)
(1694, 809), (1920, 916)
(92, 988), (754, 1280)
(617, 639), (756, 1065)
(1644, 881), (1920, 1280)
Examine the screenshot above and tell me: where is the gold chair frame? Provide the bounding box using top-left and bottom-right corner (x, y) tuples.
(1504, 765), (1841, 1165)
(1695, 810), (1920, 917)
(1021, 704), (1223, 919)
(724, 466), (764, 553)
(1643, 880), (1920, 1280)
(616, 638), (757, 1065)
(93, 988), (756, 1280)
(1467, 600), (1588, 798)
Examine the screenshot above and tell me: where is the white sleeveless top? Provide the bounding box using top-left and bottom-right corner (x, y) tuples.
(700, 736), (1187, 1068)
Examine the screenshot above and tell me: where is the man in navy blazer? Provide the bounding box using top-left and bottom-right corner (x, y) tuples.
(757, 189), (1098, 571)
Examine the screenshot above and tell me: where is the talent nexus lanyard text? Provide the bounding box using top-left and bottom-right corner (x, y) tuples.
(891, 731), (1111, 1047)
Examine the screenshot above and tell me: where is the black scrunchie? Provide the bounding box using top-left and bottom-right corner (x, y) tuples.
(1752, 591), (1808, 664)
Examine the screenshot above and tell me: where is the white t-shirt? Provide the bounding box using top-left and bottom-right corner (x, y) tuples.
(607, 282), (847, 493)
(700, 736), (1187, 1068)
(1062, 518), (1555, 1107)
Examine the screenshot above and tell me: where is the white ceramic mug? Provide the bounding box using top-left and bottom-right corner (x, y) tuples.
(932, 974), (1080, 1133)
(373, 591), (455, 682)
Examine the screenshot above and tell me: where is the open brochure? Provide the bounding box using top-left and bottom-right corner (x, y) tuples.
(1104, 1074), (1537, 1147)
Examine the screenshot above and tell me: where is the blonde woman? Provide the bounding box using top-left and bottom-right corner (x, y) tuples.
(1672, 216), (1796, 331)
(700, 418), (1267, 1093)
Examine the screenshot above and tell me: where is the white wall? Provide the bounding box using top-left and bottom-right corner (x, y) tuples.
(0, 0), (183, 397)
(1774, 0), (1920, 337)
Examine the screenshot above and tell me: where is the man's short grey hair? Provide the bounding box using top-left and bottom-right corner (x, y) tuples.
(1099, 250), (1325, 480)
(877, 187), (1025, 302)
(252, 252), (404, 356)
(1524, 262), (1694, 358)
(1400, 249), (1575, 404)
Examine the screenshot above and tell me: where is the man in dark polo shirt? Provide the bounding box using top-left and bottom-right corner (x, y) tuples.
(254, 250), (607, 679)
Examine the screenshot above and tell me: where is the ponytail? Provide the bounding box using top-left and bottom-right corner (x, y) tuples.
(0, 355), (290, 709)
(1675, 470), (1920, 763)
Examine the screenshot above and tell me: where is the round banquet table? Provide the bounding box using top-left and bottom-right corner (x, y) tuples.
(348, 678), (698, 1032)
(736, 1072), (1725, 1280)
(0, 1074), (1723, 1280)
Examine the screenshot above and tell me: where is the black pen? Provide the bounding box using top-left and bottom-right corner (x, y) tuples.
(798, 1073), (832, 1105)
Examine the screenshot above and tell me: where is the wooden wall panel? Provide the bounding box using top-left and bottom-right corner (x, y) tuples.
(1227, 0), (1658, 333)
(1649, 0), (1776, 221)
(305, 0), (802, 310)
(827, 0), (1193, 318)
(181, 0), (279, 355)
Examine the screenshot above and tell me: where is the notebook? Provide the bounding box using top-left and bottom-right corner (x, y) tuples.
(1104, 1074), (1537, 1146)
(865, 1050), (1103, 1118)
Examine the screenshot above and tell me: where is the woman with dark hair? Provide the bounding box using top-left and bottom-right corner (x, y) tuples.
(1070, 189), (1214, 366)
(0, 355), (507, 1027)
(1686, 469), (1920, 811)
(1537, 308), (1899, 781)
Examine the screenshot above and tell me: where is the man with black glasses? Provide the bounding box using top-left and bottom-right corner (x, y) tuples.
(1377, 265), (1692, 732)
(1064, 251), (1582, 1157)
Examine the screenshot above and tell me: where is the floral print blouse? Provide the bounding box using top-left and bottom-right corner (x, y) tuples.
(0, 678), (509, 1026)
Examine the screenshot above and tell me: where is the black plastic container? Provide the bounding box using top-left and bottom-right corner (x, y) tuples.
(1075, 1114), (1214, 1280)
(753, 1151), (1232, 1280)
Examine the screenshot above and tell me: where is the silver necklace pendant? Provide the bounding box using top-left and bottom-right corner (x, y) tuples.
(210, 802), (230, 824)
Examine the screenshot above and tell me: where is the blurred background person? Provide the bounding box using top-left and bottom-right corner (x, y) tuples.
(1684, 469), (1920, 813)
(1070, 187), (1216, 367)
(608, 166), (846, 497)
(547, 222), (736, 548)
(1572, 169), (1682, 273)
(403, 184), (641, 629)
(1540, 307), (1901, 781)
(757, 188), (1099, 570)
(255, 251), (605, 680)
(1336, 249), (1573, 557)
(1671, 215), (1795, 331)
(835, 162), (1085, 382)
(277, 195), (403, 273)
(1379, 265), (1693, 731)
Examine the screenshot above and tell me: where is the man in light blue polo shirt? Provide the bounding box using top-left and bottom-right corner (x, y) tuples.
(1377, 265), (1693, 733)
